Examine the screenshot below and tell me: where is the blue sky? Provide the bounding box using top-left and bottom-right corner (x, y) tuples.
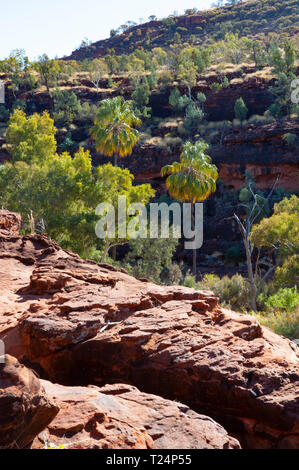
(0, 0), (213, 60)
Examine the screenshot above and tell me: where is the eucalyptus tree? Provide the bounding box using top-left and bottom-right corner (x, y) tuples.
(234, 174), (279, 311)
(87, 58), (108, 92)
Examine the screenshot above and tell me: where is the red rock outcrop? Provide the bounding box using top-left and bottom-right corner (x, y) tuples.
(0, 210), (22, 236)
(32, 381), (239, 449)
(0, 210), (299, 448)
(112, 120), (299, 192)
(0, 355), (59, 449)
(177, 15), (206, 28)
(0, 355), (239, 449)
(0, 218), (298, 449)
(212, 120), (299, 190)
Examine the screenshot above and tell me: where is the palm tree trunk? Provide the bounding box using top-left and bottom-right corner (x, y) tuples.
(112, 152), (118, 260)
(192, 203), (197, 278)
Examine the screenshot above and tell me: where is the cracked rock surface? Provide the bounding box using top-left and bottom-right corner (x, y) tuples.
(32, 382), (240, 449)
(0, 355), (58, 449)
(0, 211), (298, 449)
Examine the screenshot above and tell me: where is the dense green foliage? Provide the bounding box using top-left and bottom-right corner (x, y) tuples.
(51, 88), (82, 126)
(0, 148), (96, 255)
(0, 112), (154, 259)
(268, 40), (297, 118)
(251, 195), (299, 288)
(198, 273), (251, 310)
(123, 237), (179, 284)
(93, 163), (155, 261)
(6, 110), (57, 163)
(258, 286), (299, 312)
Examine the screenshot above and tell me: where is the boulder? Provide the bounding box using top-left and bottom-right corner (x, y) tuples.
(0, 355), (59, 449)
(69, 306), (299, 449)
(0, 218), (298, 448)
(32, 381), (240, 449)
(0, 210), (22, 236)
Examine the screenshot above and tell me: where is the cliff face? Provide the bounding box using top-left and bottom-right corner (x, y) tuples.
(213, 121), (299, 190)
(151, 75), (276, 121)
(0, 211), (298, 449)
(99, 120), (299, 192)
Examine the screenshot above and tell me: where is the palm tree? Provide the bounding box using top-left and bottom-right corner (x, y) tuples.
(161, 140), (218, 277)
(90, 96), (141, 167)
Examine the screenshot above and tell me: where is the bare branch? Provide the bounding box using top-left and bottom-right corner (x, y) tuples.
(257, 266), (275, 295)
(251, 176), (280, 225)
(233, 213), (246, 238)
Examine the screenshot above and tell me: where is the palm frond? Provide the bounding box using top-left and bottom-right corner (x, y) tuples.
(161, 140), (218, 203)
(90, 97), (140, 159)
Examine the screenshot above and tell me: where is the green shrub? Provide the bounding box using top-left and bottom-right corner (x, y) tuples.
(222, 76), (229, 88)
(59, 131), (77, 153)
(162, 17), (176, 29)
(147, 69), (158, 90)
(274, 255), (299, 288)
(124, 236), (179, 284)
(256, 309), (299, 339)
(169, 88), (189, 111)
(183, 103), (204, 134)
(198, 273), (251, 310)
(51, 88), (81, 127)
(268, 102), (284, 119)
(183, 273), (197, 288)
(22, 72), (39, 91)
(210, 82), (222, 91)
(162, 263), (183, 285)
(258, 287), (299, 312)
(234, 97), (248, 122)
(77, 102), (97, 123)
(12, 99), (26, 112)
(282, 133), (297, 148)
(158, 71), (173, 88)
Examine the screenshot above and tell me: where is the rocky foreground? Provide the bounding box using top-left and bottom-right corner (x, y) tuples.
(0, 211), (298, 449)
